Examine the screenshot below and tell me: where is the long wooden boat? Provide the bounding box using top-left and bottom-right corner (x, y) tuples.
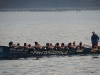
(0, 46), (100, 59)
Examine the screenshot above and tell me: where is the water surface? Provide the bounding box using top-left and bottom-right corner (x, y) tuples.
(0, 11), (100, 75)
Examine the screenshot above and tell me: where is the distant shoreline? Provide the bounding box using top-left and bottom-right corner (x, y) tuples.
(0, 7), (100, 12)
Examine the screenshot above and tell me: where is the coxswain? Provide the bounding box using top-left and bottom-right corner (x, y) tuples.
(91, 31), (99, 48)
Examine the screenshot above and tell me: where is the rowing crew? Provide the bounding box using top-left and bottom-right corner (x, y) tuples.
(9, 41), (87, 50)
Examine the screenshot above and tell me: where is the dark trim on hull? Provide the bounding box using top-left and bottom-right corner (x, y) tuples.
(0, 46), (100, 59)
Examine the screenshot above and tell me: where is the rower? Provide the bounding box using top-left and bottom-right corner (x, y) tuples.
(60, 43), (65, 49)
(34, 42), (42, 50)
(68, 42), (73, 49)
(9, 41), (16, 47)
(24, 43), (28, 49)
(54, 43), (60, 50)
(28, 44), (32, 48)
(72, 41), (77, 49)
(27, 44), (34, 54)
(77, 42), (85, 49)
(15, 43), (21, 48)
(44, 43), (50, 50)
(49, 43), (54, 49)
(9, 41), (13, 47)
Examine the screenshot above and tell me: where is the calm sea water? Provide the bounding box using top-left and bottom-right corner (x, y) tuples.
(0, 11), (100, 75)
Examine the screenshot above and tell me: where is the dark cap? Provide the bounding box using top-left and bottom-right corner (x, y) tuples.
(92, 31), (95, 34)
(35, 42), (38, 44)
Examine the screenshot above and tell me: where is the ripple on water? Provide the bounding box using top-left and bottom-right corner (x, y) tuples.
(0, 55), (100, 75)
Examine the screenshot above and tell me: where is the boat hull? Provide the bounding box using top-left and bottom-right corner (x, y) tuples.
(0, 46), (100, 59)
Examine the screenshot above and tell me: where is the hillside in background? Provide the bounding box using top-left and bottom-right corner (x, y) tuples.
(0, 0), (100, 11)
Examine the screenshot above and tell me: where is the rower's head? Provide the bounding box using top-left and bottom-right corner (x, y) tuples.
(17, 43), (20, 46)
(56, 43), (59, 46)
(35, 42), (38, 45)
(9, 41), (13, 47)
(61, 43), (64, 46)
(73, 41), (75, 45)
(68, 42), (72, 46)
(24, 43), (27, 46)
(28, 44), (31, 47)
(46, 43), (49, 46)
(50, 43), (52, 46)
(79, 42), (82, 46)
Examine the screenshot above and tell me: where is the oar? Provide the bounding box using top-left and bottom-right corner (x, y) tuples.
(98, 41), (100, 46)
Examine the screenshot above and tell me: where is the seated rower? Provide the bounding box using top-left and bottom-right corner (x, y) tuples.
(28, 44), (33, 49)
(9, 41), (13, 47)
(68, 42), (73, 49)
(43, 43), (51, 50)
(15, 43), (21, 48)
(34, 42), (42, 50)
(54, 43), (60, 50)
(77, 42), (85, 49)
(60, 43), (65, 49)
(72, 41), (77, 49)
(24, 43), (28, 49)
(49, 43), (54, 49)
(27, 44), (34, 54)
(9, 41), (16, 47)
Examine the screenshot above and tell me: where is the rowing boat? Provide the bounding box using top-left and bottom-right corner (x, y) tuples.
(0, 46), (100, 59)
